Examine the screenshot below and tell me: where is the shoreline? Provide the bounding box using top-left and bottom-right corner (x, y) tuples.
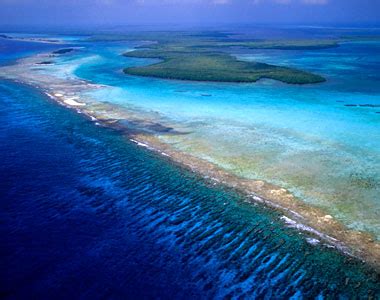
(1, 52), (380, 273)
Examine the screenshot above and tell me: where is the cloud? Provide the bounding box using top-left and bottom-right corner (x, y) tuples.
(301, 0), (328, 4)
(1, 0), (328, 6)
(136, 0), (229, 4)
(251, 0), (328, 4)
(213, 0), (230, 4)
(274, 0), (292, 4)
(96, 0), (114, 5)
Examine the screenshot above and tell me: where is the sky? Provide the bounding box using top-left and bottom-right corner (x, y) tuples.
(0, 0), (379, 27)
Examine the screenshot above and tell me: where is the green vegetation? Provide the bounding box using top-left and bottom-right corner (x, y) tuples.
(124, 49), (325, 84)
(340, 35), (380, 44)
(36, 61), (53, 65)
(101, 30), (380, 84)
(214, 39), (340, 50)
(122, 32), (327, 84)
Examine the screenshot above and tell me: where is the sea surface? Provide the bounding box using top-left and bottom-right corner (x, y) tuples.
(74, 36), (380, 239)
(1, 31), (380, 298)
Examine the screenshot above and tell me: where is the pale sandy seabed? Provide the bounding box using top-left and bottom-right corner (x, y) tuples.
(1, 52), (380, 273)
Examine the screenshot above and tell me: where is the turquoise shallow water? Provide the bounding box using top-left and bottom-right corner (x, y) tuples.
(71, 39), (380, 239)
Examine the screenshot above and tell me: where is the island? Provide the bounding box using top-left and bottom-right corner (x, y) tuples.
(122, 32), (327, 84)
(52, 48), (75, 54)
(0, 34), (12, 39)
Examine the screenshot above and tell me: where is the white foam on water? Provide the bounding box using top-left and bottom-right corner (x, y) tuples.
(306, 238), (321, 245)
(64, 98), (86, 106)
(280, 216), (339, 245)
(251, 195), (264, 203)
(130, 139), (155, 150)
(45, 92), (54, 99)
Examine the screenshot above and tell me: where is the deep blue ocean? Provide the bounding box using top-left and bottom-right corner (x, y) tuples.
(1, 37), (380, 299)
